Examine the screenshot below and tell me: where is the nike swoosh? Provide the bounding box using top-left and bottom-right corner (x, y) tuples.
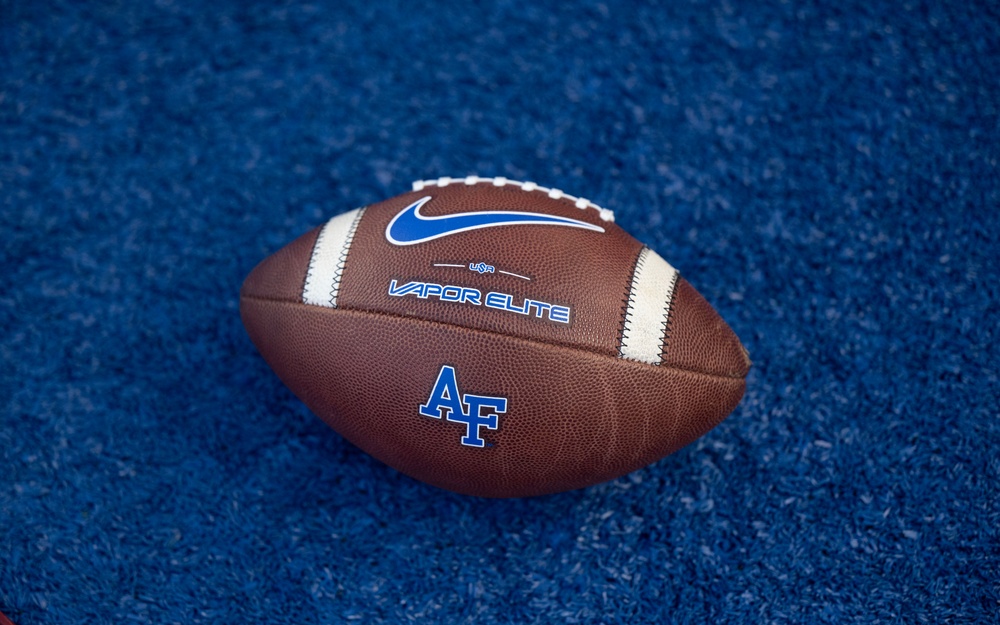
(385, 196), (606, 246)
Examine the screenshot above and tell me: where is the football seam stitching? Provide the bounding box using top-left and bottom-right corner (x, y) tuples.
(329, 207), (366, 307)
(411, 176), (615, 223)
(302, 222), (329, 306)
(240, 294), (747, 381)
(617, 247), (647, 362)
(659, 270), (680, 362)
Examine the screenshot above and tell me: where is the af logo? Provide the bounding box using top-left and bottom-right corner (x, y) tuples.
(419, 365), (507, 447)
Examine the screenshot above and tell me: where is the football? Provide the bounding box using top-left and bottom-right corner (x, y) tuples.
(240, 176), (750, 498)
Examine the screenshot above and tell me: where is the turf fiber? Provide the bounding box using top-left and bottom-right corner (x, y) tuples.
(1, 0), (998, 623)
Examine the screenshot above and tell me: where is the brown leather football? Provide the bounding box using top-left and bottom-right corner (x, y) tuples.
(240, 176), (750, 497)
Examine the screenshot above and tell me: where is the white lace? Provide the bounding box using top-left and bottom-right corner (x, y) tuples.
(411, 176), (615, 223)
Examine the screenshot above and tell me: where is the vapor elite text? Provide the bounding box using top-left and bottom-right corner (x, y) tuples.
(388, 279), (570, 324)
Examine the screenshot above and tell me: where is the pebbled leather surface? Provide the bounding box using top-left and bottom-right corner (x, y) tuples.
(242, 227), (321, 302)
(338, 184), (643, 357)
(241, 297), (747, 498)
(663, 278), (751, 378)
(241, 183), (750, 377)
(240, 181), (750, 496)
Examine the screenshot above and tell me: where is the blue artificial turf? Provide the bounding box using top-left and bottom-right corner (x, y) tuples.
(1, 0), (998, 623)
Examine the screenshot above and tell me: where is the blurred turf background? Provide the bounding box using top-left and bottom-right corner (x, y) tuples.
(1, 1), (998, 623)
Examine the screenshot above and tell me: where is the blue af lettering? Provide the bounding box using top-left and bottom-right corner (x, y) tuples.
(419, 365), (507, 447)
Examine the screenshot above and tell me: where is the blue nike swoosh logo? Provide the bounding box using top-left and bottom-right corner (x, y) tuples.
(385, 196), (606, 246)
